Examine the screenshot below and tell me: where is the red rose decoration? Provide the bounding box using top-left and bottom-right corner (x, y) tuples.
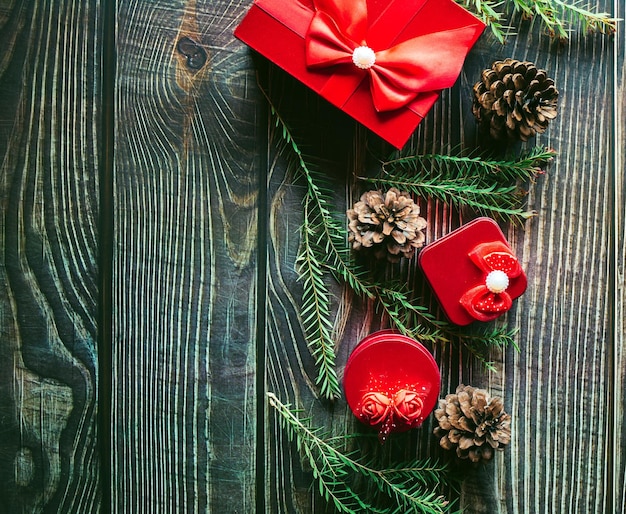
(392, 389), (424, 427)
(358, 392), (392, 426)
(357, 389), (425, 443)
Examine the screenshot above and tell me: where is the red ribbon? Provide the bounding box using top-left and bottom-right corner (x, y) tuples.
(358, 389), (424, 443)
(305, 0), (483, 111)
(459, 242), (523, 322)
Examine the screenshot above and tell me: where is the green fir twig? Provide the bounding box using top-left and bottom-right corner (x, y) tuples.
(267, 98), (343, 400)
(361, 147), (556, 223)
(383, 147), (557, 183)
(297, 193), (340, 399)
(456, 0), (617, 41)
(510, 0), (617, 39)
(268, 392), (457, 514)
(455, 0), (509, 43)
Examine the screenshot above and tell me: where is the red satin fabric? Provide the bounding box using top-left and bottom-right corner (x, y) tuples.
(459, 242), (523, 322)
(306, 0), (481, 111)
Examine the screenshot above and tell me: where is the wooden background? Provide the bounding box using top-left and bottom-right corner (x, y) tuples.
(0, 0), (623, 512)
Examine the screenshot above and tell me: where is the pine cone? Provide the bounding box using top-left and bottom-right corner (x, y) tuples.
(472, 58), (559, 142)
(433, 385), (511, 463)
(347, 188), (427, 262)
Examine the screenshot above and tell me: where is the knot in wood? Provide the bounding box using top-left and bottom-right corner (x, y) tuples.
(176, 37), (207, 70)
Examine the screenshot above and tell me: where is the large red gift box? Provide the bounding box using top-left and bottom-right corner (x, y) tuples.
(234, 0), (485, 148)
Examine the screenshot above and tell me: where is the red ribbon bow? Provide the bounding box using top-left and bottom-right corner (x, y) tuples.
(358, 389), (424, 443)
(459, 242), (523, 322)
(305, 0), (483, 112)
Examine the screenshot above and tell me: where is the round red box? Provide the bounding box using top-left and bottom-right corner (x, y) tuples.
(343, 330), (440, 442)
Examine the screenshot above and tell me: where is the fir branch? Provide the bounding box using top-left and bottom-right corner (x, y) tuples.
(268, 392), (456, 514)
(367, 147), (557, 222)
(383, 147), (556, 184)
(267, 100), (343, 400)
(364, 174), (533, 221)
(448, 325), (519, 371)
(266, 93), (453, 398)
(268, 99), (516, 374)
(509, 0), (617, 39)
(297, 194), (341, 399)
(374, 282), (518, 369)
(551, 0), (618, 34)
(455, 0), (509, 43)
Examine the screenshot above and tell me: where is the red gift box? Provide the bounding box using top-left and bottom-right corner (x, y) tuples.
(418, 217), (527, 326)
(234, 0), (485, 148)
(343, 330), (440, 443)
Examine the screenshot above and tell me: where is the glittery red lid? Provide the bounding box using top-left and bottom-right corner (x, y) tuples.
(418, 217), (527, 325)
(343, 330), (440, 443)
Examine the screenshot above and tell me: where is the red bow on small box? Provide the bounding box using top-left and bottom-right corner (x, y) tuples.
(358, 389), (425, 444)
(459, 242), (523, 322)
(306, 0), (483, 112)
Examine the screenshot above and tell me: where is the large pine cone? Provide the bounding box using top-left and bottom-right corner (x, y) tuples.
(472, 58), (559, 142)
(434, 385), (511, 463)
(347, 188), (427, 262)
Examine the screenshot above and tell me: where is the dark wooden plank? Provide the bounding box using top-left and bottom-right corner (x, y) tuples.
(616, 0), (625, 511)
(0, 0), (103, 512)
(259, 2), (619, 513)
(455, 10), (617, 513)
(111, 1), (261, 511)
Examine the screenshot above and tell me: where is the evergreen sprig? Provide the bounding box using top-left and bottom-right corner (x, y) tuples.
(455, 0), (510, 43)
(456, 0), (617, 42)
(511, 0), (617, 40)
(361, 147), (556, 222)
(268, 392), (458, 514)
(383, 147), (556, 183)
(267, 98), (343, 400)
(447, 325), (519, 371)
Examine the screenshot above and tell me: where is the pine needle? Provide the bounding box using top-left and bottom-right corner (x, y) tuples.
(383, 147), (556, 183)
(268, 392), (458, 514)
(456, 0), (617, 41)
(266, 97), (343, 400)
(365, 147), (556, 223)
(455, 0), (509, 43)
(510, 0), (617, 39)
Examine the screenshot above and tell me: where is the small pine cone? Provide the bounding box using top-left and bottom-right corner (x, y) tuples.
(433, 384), (511, 463)
(472, 58), (559, 142)
(347, 188), (427, 262)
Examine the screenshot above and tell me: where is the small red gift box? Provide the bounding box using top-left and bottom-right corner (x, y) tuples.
(343, 330), (440, 443)
(419, 217), (528, 326)
(234, 0), (485, 148)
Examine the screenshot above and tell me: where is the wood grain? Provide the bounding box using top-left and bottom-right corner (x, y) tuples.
(111, 1), (260, 511)
(0, 0), (102, 512)
(260, 2), (621, 513)
(0, 0), (620, 512)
